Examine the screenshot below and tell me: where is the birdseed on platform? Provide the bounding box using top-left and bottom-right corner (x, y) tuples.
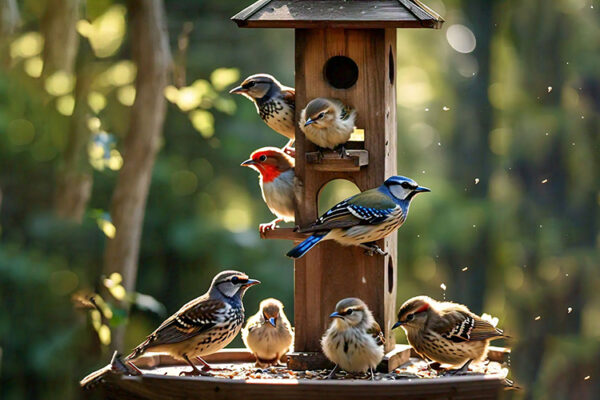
(140, 358), (508, 381)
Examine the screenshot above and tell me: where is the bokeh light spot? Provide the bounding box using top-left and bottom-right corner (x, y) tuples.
(446, 24), (476, 54)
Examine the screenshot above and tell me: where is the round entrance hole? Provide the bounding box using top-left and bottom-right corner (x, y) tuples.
(324, 56), (359, 89)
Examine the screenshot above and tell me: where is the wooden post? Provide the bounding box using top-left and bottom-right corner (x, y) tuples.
(293, 28), (398, 354)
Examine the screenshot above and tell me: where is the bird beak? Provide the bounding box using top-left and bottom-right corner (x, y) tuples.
(241, 159), (256, 167)
(329, 311), (342, 319)
(229, 86), (245, 95)
(242, 279), (260, 288)
(415, 186), (431, 193)
(392, 321), (403, 330)
(304, 118), (315, 127)
(268, 317), (276, 327)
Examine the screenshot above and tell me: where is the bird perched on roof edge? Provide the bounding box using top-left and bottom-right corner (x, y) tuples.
(286, 176), (429, 259)
(321, 298), (384, 380)
(299, 97), (356, 157)
(241, 147), (298, 233)
(125, 270), (260, 376)
(242, 298), (294, 367)
(393, 296), (507, 374)
(230, 74), (296, 156)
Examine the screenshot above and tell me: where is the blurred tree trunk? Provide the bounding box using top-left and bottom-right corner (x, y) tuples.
(102, 0), (171, 351)
(0, 0), (20, 66)
(54, 41), (96, 221)
(41, 0), (80, 76)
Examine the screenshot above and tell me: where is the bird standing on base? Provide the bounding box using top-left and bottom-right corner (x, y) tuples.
(230, 74), (296, 155)
(242, 298), (294, 367)
(299, 98), (356, 157)
(125, 270), (260, 376)
(393, 296), (506, 374)
(286, 176), (430, 259)
(321, 298), (384, 380)
(241, 147), (297, 233)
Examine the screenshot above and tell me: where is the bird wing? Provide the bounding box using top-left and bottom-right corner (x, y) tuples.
(434, 310), (504, 343)
(142, 298), (226, 348)
(282, 89), (295, 110)
(367, 321), (385, 346)
(340, 103), (355, 121)
(297, 188), (398, 233)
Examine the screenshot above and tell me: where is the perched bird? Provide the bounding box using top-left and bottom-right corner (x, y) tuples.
(241, 147), (297, 233)
(393, 296), (506, 374)
(321, 298), (385, 379)
(287, 176), (430, 259)
(125, 270), (260, 376)
(230, 74), (296, 154)
(242, 298), (294, 367)
(299, 98), (356, 156)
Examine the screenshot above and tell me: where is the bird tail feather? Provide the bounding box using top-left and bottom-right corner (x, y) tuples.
(286, 233), (326, 258)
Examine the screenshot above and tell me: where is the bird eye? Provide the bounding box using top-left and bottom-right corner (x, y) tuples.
(231, 276), (239, 284)
(243, 81), (255, 89)
(346, 309), (353, 315)
(401, 182), (411, 189)
(406, 314), (414, 321)
(318, 112), (325, 119)
(259, 155), (267, 162)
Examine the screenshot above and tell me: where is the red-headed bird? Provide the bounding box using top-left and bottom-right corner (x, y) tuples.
(241, 147), (297, 233)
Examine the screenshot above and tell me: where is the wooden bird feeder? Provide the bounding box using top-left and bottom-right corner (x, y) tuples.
(83, 1), (512, 399)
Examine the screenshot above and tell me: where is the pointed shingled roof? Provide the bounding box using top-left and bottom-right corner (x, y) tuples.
(232, 0), (444, 29)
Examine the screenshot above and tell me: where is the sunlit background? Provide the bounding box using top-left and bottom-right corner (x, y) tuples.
(0, 0), (598, 399)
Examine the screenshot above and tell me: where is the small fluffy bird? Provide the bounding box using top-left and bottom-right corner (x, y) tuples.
(241, 147), (297, 233)
(299, 98), (356, 156)
(321, 298), (385, 379)
(230, 74), (295, 154)
(242, 298), (294, 367)
(125, 270), (260, 376)
(393, 296), (506, 374)
(287, 176), (429, 258)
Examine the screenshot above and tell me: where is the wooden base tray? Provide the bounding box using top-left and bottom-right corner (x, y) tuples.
(82, 347), (512, 400)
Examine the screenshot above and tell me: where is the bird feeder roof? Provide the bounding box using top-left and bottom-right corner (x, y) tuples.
(232, 0), (444, 29)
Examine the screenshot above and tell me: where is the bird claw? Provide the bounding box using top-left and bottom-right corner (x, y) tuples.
(360, 244), (388, 257)
(259, 220), (280, 233)
(179, 369), (211, 377)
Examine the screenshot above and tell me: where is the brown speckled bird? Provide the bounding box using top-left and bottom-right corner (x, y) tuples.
(126, 270), (260, 376)
(242, 298), (294, 367)
(299, 98), (356, 156)
(230, 74), (295, 155)
(393, 296), (506, 374)
(321, 298), (384, 380)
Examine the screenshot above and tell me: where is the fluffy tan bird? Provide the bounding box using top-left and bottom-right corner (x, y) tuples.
(125, 270), (260, 376)
(242, 298), (294, 367)
(299, 98), (356, 156)
(321, 298), (384, 379)
(393, 296), (506, 374)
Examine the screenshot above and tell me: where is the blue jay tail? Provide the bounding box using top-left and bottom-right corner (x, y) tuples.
(286, 233), (327, 258)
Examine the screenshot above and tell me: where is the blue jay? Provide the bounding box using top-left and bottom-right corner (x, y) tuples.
(286, 176), (430, 259)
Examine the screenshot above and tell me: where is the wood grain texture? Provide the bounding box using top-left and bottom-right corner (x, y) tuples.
(305, 149), (369, 172)
(232, 0), (443, 29)
(293, 28), (398, 355)
(260, 227), (309, 240)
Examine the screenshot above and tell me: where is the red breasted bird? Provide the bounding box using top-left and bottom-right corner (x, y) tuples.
(393, 296), (506, 374)
(241, 147), (297, 233)
(242, 298), (294, 367)
(299, 98), (356, 156)
(230, 74), (295, 155)
(125, 270), (260, 376)
(287, 176), (429, 259)
(321, 298), (385, 380)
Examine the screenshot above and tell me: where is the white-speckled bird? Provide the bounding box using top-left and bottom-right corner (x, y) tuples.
(299, 98), (356, 156)
(125, 270), (260, 376)
(230, 74), (295, 155)
(286, 176), (429, 259)
(242, 298), (294, 367)
(321, 298), (384, 380)
(393, 296), (506, 374)
(241, 147), (298, 233)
